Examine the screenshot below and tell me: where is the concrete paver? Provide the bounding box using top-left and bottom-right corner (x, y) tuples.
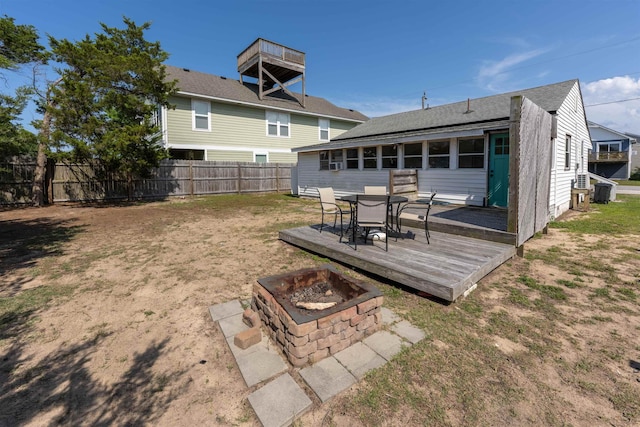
(363, 330), (408, 361)
(218, 313), (249, 339)
(299, 356), (357, 402)
(209, 300), (427, 424)
(334, 341), (387, 379)
(391, 319), (426, 344)
(380, 306), (401, 325)
(225, 336), (287, 387)
(247, 373), (312, 427)
(209, 300), (244, 322)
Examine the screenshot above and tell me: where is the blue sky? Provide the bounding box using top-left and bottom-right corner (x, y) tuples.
(3, 0), (640, 134)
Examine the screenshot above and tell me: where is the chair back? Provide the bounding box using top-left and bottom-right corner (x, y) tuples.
(356, 195), (389, 224)
(364, 186), (387, 195)
(318, 187), (336, 212)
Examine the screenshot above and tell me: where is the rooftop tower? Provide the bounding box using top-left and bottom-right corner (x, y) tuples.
(237, 38), (306, 107)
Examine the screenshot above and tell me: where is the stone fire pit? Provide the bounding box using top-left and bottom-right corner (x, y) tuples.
(252, 265), (383, 367)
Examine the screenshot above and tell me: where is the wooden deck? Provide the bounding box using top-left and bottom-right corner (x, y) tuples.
(279, 224), (517, 302)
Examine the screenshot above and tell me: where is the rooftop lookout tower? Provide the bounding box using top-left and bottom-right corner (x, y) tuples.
(237, 38), (306, 107)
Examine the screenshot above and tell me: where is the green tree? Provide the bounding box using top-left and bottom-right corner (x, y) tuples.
(0, 89), (38, 159)
(0, 16), (44, 159)
(0, 15), (46, 71)
(47, 17), (176, 200)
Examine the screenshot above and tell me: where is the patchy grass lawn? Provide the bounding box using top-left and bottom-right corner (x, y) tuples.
(1, 194), (639, 426)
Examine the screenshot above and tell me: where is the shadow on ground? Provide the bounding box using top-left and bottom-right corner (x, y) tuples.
(0, 332), (182, 426)
(0, 217), (85, 296)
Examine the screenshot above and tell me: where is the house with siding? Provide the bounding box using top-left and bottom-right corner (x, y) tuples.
(293, 79), (590, 221)
(159, 39), (367, 163)
(587, 121), (637, 180)
(626, 131), (640, 175)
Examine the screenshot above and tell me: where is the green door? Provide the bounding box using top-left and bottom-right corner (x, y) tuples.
(488, 133), (510, 207)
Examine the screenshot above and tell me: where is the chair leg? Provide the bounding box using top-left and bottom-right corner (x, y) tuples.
(425, 221), (430, 244)
(320, 211), (324, 233)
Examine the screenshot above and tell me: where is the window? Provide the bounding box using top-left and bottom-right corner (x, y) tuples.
(565, 135), (572, 169)
(458, 138), (485, 168)
(255, 153), (267, 163)
(331, 149), (343, 167)
(381, 145), (398, 169)
(319, 150), (330, 170)
(598, 142), (620, 153)
(346, 148), (358, 169)
(319, 150), (343, 170)
(266, 111), (290, 137)
(403, 143), (423, 168)
(363, 146), (377, 169)
(151, 105), (162, 128)
(319, 118), (330, 141)
(428, 140), (450, 168)
(192, 100), (210, 131)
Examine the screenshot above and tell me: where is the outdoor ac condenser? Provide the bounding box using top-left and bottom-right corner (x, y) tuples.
(576, 173), (589, 189)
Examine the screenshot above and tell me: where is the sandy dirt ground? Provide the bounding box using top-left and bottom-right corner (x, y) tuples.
(0, 199), (638, 426)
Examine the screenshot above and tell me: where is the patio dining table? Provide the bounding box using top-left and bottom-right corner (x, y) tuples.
(339, 194), (408, 236)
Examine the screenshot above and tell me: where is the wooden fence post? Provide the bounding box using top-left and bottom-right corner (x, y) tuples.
(237, 163), (242, 194)
(189, 160), (194, 196)
(276, 163), (280, 193)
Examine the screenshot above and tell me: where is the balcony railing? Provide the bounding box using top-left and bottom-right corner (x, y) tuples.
(237, 38), (305, 69)
(588, 151), (629, 162)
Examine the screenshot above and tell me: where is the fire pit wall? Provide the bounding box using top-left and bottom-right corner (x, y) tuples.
(252, 267), (384, 367)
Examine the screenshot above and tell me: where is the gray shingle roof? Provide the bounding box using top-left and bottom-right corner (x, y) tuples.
(165, 65), (368, 122)
(332, 79), (578, 142)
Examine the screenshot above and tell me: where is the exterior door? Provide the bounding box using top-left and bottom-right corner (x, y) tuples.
(488, 133), (510, 207)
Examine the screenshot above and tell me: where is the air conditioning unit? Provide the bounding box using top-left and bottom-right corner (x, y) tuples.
(576, 173), (588, 189)
(329, 162), (343, 171)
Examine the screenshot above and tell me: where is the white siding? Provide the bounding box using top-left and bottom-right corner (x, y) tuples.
(296, 152), (485, 205)
(549, 82), (590, 218)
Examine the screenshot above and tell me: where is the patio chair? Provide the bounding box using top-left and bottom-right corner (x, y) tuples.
(354, 195), (391, 251)
(318, 187), (349, 238)
(364, 186), (387, 195)
(398, 192), (437, 244)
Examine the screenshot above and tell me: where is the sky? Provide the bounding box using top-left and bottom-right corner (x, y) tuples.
(2, 0), (640, 134)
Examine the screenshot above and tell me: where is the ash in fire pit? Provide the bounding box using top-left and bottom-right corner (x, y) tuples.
(253, 265), (384, 366)
(289, 282), (345, 310)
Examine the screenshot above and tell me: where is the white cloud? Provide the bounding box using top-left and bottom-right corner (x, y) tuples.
(476, 49), (547, 92)
(582, 76), (640, 134)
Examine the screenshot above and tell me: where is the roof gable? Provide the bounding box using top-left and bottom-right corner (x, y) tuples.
(165, 65), (368, 122)
(333, 80), (578, 141)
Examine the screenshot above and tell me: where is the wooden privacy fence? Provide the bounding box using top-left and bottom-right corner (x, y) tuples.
(0, 159), (294, 204)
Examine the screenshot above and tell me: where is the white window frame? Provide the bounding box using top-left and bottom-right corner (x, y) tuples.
(457, 137), (485, 169)
(565, 135), (572, 170)
(192, 99), (210, 131)
(266, 111), (290, 138)
(428, 140), (450, 169)
(319, 118), (330, 141)
(254, 151), (269, 163)
(403, 142), (423, 169)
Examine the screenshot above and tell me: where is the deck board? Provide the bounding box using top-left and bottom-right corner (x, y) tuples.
(279, 225), (517, 302)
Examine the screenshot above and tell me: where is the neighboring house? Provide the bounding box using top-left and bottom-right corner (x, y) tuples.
(588, 121), (636, 180)
(624, 131), (640, 175)
(293, 79), (590, 223)
(159, 39), (367, 163)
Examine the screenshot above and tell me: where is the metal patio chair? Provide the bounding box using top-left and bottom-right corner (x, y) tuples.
(398, 192), (437, 244)
(318, 187), (349, 239)
(354, 194), (391, 251)
(364, 186), (387, 195)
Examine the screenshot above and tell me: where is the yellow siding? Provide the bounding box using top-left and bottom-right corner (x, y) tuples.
(166, 95), (362, 163)
(208, 150), (253, 161)
(269, 152), (298, 163)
